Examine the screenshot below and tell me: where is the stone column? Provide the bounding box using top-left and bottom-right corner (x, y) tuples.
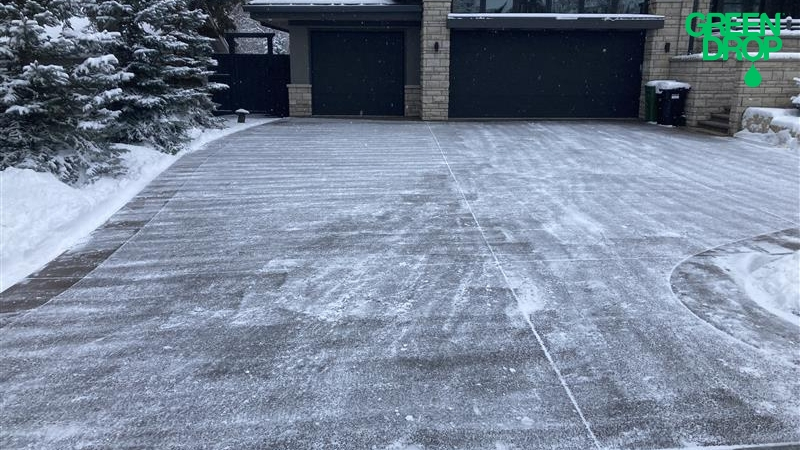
(421, 0), (451, 121)
(287, 84), (312, 117)
(638, 0), (697, 119)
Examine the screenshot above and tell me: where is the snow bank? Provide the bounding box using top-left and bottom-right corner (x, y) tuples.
(738, 107), (800, 149)
(772, 115), (800, 134)
(0, 117), (276, 292)
(742, 107), (798, 122)
(735, 129), (799, 150)
(720, 251), (800, 326)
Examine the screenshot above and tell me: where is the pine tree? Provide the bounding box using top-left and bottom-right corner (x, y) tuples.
(0, 1), (130, 184)
(88, 0), (224, 154)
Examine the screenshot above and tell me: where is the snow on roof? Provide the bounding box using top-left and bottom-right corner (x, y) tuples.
(447, 13), (664, 20)
(672, 52), (800, 61)
(765, 52), (800, 60)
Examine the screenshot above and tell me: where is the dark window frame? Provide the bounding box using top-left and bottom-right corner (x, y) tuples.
(451, 0), (648, 14)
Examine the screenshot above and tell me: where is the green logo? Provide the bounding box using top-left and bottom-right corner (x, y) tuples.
(686, 13), (783, 87)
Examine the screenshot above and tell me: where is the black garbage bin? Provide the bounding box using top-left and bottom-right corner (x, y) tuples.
(657, 87), (690, 126)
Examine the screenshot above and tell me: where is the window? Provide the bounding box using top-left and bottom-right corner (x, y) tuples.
(451, 0), (646, 14)
(712, 0), (800, 17)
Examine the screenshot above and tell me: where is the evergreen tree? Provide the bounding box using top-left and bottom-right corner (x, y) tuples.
(88, 0), (224, 154)
(189, 0), (243, 39)
(0, 1), (130, 184)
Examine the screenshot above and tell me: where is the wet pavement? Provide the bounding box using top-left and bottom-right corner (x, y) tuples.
(1, 119), (799, 449)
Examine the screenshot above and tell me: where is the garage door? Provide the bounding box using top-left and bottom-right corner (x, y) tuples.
(310, 31), (404, 116)
(449, 30), (645, 118)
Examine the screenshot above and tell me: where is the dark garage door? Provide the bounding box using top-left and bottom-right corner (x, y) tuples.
(310, 31), (404, 116)
(449, 30), (645, 118)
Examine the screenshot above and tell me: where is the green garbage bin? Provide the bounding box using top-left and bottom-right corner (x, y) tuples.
(644, 84), (657, 122)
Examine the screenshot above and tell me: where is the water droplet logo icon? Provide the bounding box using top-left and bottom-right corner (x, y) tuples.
(744, 64), (762, 88)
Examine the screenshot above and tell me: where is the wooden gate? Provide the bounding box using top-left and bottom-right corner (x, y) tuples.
(211, 51), (290, 117)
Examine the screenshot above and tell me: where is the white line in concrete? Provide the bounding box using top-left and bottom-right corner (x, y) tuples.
(426, 123), (604, 450)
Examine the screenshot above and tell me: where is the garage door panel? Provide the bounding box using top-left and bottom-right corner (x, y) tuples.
(449, 30), (645, 118)
(310, 31), (405, 116)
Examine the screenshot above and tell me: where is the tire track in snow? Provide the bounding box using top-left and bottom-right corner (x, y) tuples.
(426, 123), (603, 450)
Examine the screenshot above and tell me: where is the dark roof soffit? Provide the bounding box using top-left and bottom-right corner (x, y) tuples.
(447, 13), (664, 30)
(245, 4), (422, 14)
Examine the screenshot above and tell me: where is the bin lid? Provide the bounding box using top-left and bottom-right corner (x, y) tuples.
(645, 80), (691, 93)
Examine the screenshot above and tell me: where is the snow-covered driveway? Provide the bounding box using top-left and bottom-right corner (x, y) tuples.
(2, 119), (799, 449)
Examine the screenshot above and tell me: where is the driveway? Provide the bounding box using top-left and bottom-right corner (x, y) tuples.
(2, 119), (799, 449)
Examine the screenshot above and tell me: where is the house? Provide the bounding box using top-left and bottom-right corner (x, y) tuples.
(244, 0), (799, 133)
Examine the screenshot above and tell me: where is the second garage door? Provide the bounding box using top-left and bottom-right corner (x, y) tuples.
(449, 30), (645, 119)
(310, 31), (405, 116)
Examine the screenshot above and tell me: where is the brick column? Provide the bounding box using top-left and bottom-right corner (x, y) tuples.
(404, 85), (422, 117)
(287, 84), (311, 117)
(421, 0), (451, 121)
(639, 0), (695, 119)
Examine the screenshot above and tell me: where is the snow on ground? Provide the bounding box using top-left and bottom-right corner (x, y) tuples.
(718, 251), (800, 326)
(736, 129), (799, 150)
(772, 115), (800, 134)
(742, 107), (799, 123)
(0, 116), (276, 292)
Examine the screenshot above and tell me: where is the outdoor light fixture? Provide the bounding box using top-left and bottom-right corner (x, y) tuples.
(434, 41), (440, 52)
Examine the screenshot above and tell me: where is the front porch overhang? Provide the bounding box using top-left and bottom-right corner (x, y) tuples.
(447, 13), (664, 30)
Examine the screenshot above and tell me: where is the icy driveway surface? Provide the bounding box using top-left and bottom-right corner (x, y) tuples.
(2, 119), (799, 449)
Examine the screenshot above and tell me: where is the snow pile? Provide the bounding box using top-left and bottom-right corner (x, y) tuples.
(722, 251), (800, 326)
(735, 129), (799, 150)
(742, 107), (799, 123)
(0, 117), (275, 292)
(738, 107), (800, 150)
(771, 115), (800, 134)
(792, 77), (800, 108)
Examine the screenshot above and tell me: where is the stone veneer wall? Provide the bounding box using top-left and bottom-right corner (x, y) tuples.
(420, 0), (451, 120)
(404, 85), (422, 117)
(639, 0), (705, 119)
(639, 0), (692, 119)
(667, 35), (800, 133)
(668, 57), (737, 127)
(287, 84), (311, 117)
(729, 58), (800, 132)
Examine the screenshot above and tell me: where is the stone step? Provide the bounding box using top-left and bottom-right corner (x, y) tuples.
(691, 125), (730, 137)
(710, 113), (731, 122)
(699, 119), (730, 131)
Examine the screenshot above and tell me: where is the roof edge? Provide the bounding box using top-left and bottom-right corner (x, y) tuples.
(447, 13), (664, 30)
